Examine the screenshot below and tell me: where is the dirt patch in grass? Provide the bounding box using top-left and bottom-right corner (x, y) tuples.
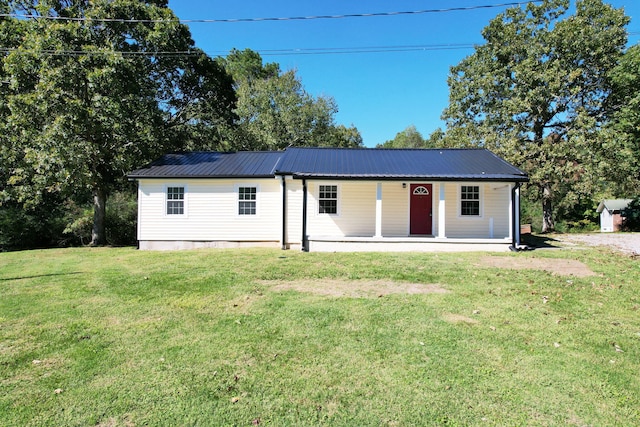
(477, 256), (597, 277)
(260, 279), (449, 298)
(96, 416), (135, 427)
(443, 314), (479, 324)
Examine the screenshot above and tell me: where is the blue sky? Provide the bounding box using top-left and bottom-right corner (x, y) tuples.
(168, 1), (640, 147)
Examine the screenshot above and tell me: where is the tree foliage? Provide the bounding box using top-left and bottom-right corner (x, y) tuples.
(219, 48), (362, 150)
(621, 196), (640, 231)
(0, 0), (236, 245)
(603, 44), (640, 196)
(442, 0), (630, 232)
(378, 125), (425, 148)
(377, 125), (447, 149)
(1, 13), (362, 249)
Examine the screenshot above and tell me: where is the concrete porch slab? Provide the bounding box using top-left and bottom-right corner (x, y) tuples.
(307, 236), (512, 252)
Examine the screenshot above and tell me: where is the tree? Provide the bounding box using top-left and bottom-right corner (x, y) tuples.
(442, 0), (629, 232)
(426, 128), (446, 148)
(621, 197), (640, 231)
(377, 125), (447, 149)
(219, 48), (362, 150)
(603, 44), (640, 196)
(377, 125), (425, 148)
(319, 124), (363, 148)
(0, 0), (236, 245)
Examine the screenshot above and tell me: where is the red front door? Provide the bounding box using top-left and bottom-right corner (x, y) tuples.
(410, 184), (433, 235)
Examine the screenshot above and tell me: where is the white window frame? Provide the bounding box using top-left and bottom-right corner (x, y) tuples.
(317, 183), (340, 216)
(458, 184), (483, 218)
(165, 184), (188, 217)
(236, 184), (260, 217)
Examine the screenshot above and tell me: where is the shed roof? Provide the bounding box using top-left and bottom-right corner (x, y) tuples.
(128, 147), (529, 182)
(596, 199), (633, 213)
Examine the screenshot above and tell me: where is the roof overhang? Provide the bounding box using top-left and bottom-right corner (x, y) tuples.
(596, 199), (633, 213)
(277, 172), (529, 182)
(129, 174), (276, 180)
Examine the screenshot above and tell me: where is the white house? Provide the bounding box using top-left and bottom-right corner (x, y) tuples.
(596, 199), (632, 232)
(128, 147), (529, 252)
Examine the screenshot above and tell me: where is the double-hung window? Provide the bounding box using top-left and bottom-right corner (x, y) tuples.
(166, 186), (185, 215)
(238, 186), (257, 215)
(460, 185), (480, 216)
(318, 185), (338, 214)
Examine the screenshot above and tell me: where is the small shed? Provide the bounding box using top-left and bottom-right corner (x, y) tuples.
(596, 199), (632, 232)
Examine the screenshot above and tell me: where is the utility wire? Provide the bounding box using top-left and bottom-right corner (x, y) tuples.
(259, 44), (478, 56)
(0, 43), (479, 58)
(2, 30), (638, 57)
(2, 1), (544, 24)
(0, 26), (636, 57)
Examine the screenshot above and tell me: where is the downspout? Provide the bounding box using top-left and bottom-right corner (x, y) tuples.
(302, 179), (308, 252)
(135, 179), (141, 250)
(510, 182), (521, 250)
(281, 175), (287, 250)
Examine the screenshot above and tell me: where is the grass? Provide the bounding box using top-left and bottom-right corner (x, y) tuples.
(1, 246), (639, 426)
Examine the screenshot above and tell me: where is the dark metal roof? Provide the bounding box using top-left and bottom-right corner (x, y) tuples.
(128, 147), (529, 182)
(275, 147), (529, 182)
(128, 151), (282, 179)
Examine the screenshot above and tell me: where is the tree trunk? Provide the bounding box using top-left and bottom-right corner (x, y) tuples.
(91, 188), (107, 246)
(541, 183), (555, 233)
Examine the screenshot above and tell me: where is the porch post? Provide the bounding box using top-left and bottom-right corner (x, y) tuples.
(375, 182), (382, 238)
(437, 183), (446, 238)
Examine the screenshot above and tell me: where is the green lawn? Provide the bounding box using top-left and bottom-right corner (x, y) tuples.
(1, 246), (639, 426)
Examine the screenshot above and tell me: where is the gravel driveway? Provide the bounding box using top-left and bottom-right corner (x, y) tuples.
(553, 232), (640, 255)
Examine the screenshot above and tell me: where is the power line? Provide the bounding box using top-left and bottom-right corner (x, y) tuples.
(0, 43), (479, 58)
(259, 44), (478, 56)
(2, 1), (544, 24)
(2, 30), (638, 57)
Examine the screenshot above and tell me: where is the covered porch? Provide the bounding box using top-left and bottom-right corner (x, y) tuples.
(293, 180), (524, 252)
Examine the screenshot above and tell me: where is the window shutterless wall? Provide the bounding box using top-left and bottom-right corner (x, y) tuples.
(443, 182), (510, 239)
(137, 179), (280, 242)
(306, 181), (376, 237)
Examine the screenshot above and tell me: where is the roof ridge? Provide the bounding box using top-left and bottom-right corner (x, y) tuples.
(285, 146), (487, 151)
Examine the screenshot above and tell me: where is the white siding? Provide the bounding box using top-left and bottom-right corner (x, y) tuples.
(600, 210), (614, 232)
(138, 177), (514, 245)
(298, 180), (511, 239)
(443, 182), (511, 239)
(285, 178), (303, 244)
(138, 178), (281, 242)
(381, 182), (410, 236)
(307, 181), (376, 237)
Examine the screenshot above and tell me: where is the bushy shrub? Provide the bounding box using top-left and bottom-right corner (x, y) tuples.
(0, 189), (138, 250)
(621, 197), (640, 231)
(558, 218), (599, 233)
(106, 191), (137, 246)
(0, 201), (67, 251)
(61, 200), (93, 246)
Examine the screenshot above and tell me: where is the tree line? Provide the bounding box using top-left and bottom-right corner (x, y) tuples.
(2, 0), (639, 250)
(380, 0), (640, 233)
(0, 0), (362, 250)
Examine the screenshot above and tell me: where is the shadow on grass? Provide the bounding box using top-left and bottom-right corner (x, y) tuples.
(522, 233), (562, 249)
(0, 272), (85, 282)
